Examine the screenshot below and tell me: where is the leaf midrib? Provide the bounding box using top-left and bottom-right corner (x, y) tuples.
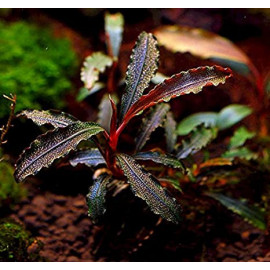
(19, 125), (100, 176)
(124, 35), (149, 115)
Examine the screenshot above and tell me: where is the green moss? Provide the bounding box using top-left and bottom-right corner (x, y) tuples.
(0, 218), (43, 261)
(0, 21), (78, 118)
(0, 161), (27, 209)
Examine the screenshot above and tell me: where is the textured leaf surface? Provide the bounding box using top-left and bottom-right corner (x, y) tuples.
(81, 52), (113, 90)
(177, 126), (217, 159)
(229, 126), (255, 149)
(134, 151), (185, 171)
(18, 109), (78, 128)
(154, 25), (252, 75)
(177, 112), (218, 136)
(14, 122), (104, 182)
(165, 111), (177, 153)
(105, 12), (124, 58)
(122, 66), (232, 125)
(216, 104), (252, 130)
(116, 153), (181, 223)
(135, 103), (169, 152)
(69, 148), (105, 168)
(119, 32), (159, 121)
(86, 174), (111, 222)
(207, 192), (266, 230)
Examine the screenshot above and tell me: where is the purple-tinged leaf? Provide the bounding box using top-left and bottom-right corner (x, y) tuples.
(18, 109), (78, 128)
(116, 153), (181, 223)
(119, 32), (159, 121)
(121, 66), (232, 126)
(86, 173), (111, 222)
(69, 148), (105, 168)
(14, 122), (104, 182)
(164, 111), (177, 153)
(134, 151), (185, 172)
(135, 103), (169, 152)
(98, 94), (118, 133)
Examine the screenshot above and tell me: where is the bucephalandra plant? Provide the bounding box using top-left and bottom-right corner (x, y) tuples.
(14, 31), (232, 223)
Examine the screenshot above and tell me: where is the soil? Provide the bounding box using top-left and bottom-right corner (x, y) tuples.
(6, 177), (270, 262)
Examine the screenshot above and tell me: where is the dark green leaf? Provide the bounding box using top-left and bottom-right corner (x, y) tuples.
(229, 126), (255, 149)
(105, 12), (124, 58)
(177, 112), (218, 136)
(216, 104), (252, 130)
(69, 148), (105, 168)
(177, 126), (217, 159)
(165, 111), (178, 153)
(135, 103), (169, 152)
(116, 153), (181, 223)
(86, 174), (111, 222)
(134, 151), (185, 172)
(207, 192), (266, 230)
(119, 32), (159, 121)
(14, 122), (104, 182)
(18, 109), (78, 128)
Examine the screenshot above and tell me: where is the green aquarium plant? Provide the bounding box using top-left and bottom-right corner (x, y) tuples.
(0, 20), (78, 118)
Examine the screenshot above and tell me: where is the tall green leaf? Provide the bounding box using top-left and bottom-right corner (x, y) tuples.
(69, 148), (105, 168)
(177, 104), (252, 136)
(134, 151), (185, 172)
(216, 104), (252, 130)
(14, 122), (104, 182)
(18, 109), (78, 128)
(135, 103), (169, 152)
(177, 126), (217, 159)
(119, 32), (159, 121)
(116, 153), (181, 223)
(86, 174), (111, 222)
(164, 111), (178, 153)
(207, 192), (266, 230)
(177, 112), (218, 136)
(105, 12), (124, 58)
(121, 66), (232, 126)
(81, 52), (113, 90)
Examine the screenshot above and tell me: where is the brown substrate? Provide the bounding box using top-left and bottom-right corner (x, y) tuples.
(6, 179), (270, 262)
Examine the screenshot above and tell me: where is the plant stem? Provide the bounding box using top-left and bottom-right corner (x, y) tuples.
(0, 94), (16, 147)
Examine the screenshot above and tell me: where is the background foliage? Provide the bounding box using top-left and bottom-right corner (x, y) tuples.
(0, 21), (78, 118)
